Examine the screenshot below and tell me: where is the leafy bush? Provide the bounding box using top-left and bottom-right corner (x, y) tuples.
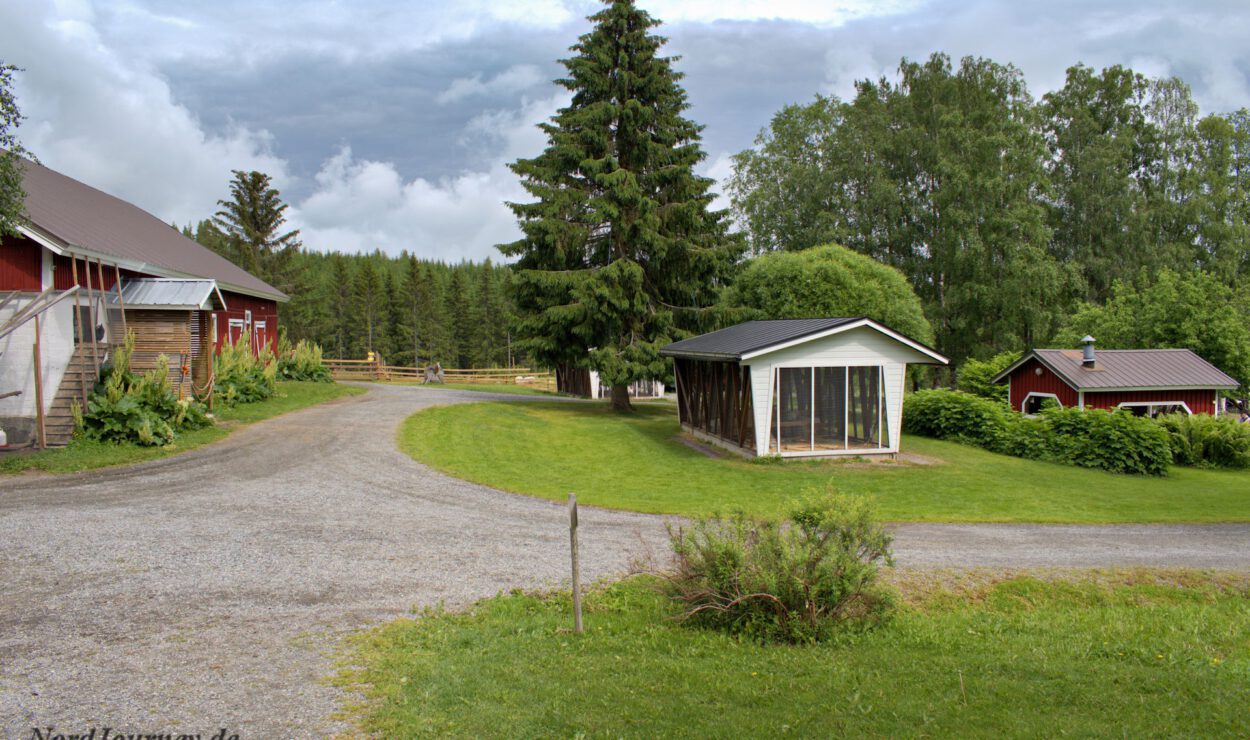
(901, 389), (1009, 448)
(1155, 413), (1250, 469)
(215, 329), (278, 406)
(955, 351), (1017, 403)
(904, 389), (1172, 475)
(276, 332), (333, 382)
(663, 490), (893, 644)
(78, 332), (212, 446)
(1042, 407), (1172, 476)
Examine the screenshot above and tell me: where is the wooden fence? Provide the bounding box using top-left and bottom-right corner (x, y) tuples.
(324, 358), (556, 392)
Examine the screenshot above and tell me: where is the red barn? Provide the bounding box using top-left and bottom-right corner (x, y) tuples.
(1, 158), (287, 447)
(993, 338), (1239, 417)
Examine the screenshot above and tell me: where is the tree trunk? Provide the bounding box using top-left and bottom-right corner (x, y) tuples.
(610, 383), (633, 412)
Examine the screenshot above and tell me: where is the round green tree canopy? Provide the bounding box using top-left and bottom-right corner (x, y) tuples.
(723, 245), (935, 345)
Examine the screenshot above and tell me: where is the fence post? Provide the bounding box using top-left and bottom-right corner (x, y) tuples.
(569, 492), (583, 634)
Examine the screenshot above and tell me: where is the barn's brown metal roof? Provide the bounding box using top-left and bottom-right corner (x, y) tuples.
(996, 348), (1239, 390)
(17, 157), (286, 301)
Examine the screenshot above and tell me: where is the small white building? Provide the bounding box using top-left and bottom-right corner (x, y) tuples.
(660, 318), (949, 458)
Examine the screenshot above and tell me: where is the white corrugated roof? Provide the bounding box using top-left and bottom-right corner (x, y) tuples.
(107, 279), (227, 311)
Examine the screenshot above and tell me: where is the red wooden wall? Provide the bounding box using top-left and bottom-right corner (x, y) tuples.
(1084, 389), (1217, 415)
(0, 235), (43, 291)
(1007, 357), (1079, 410)
(1008, 357), (1220, 414)
(214, 290), (279, 354)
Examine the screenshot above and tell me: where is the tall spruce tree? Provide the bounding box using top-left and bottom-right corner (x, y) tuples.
(354, 258), (385, 356)
(213, 170), (302, 293)
(501, 0), (739, 410)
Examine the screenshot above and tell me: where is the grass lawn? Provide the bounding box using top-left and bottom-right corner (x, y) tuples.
(398, 401), (1250, 523)
(0, 381), (363, 476)
(379, 380), (559, 396)
(340, 573), (1250, 738)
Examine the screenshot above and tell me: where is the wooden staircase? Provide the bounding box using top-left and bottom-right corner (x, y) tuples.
(43, 345), (109, 447)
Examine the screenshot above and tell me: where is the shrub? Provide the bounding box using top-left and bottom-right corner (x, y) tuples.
(215, 329), (278, 406)
(903, 389), (1172, 475)
(901, 389), (1009, 448)
(955, 351), (1017, 404)
(1042, 407), (1172, 476)
(663, 489), (893, 644)
(276, 333), (333, 383)
(78, 332), (212, 446)
(1155, 413), (1250, 469)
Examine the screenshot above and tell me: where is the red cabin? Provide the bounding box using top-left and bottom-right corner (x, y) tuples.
(993, 338), (1239, 417)
(1, 158), (287, 447)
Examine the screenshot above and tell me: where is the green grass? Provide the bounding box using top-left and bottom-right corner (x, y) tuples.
(398, 401), (1250, 523)
(380, 380), (559, 396)
(340, 574), (1250, 738)
(0, 381), (363, 476)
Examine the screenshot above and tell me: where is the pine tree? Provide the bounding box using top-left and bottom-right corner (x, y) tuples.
(444, 268), (473, 368)
(501, 0), (740, 410)
(212, 170), (302, 293)
(328, 255), (353, 358)
(354, 259), (385, 356)
(417, 263), (446, 365)
(473, 260), (505, 367)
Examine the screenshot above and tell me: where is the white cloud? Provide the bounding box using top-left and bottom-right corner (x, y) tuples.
(5, 2), (288, 228)
(638, 0), (923, 25)
(436, 64), (546, 105)
(291, 94), (567, 259)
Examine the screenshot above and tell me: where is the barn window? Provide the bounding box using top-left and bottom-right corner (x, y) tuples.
(770, 366), (887, 453)
(1117, 401), (1192, 417)
(1022, 392), (1062, 415)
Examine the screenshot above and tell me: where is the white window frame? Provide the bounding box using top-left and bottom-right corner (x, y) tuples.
(1021, 392), (1063, 416)
(244, 309), (252, 328)
(769, 364), (889, 457)
(1117, 401), (1192, 416)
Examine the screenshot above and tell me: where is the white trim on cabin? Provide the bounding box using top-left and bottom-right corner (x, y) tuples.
(1021, 392), (1063, 415)
(1116, 400), (1193, 416)
(1078, 390), (1085, 410)
(738, 317), (948, 365)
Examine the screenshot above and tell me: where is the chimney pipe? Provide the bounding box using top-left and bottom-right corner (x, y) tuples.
(1081, 335), (1096, 367)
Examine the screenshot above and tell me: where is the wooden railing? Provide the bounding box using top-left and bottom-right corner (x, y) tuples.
(324, 359), (556, 392)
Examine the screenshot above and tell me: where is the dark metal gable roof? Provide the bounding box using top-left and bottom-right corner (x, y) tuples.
(660, 318), (861, 360)
(17, 157), (287, 302)
(995, 348), (1239, 390)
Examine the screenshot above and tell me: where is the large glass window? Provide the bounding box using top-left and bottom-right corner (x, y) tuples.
(770, 366), (888, 454)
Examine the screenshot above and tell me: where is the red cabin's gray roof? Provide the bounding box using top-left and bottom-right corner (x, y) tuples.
(17, 157), (286, 301)
(997, 348), (1239, 390)
(660, 317), (947, 364)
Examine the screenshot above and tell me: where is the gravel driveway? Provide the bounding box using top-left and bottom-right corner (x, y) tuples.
(2, 383), (1247, 738)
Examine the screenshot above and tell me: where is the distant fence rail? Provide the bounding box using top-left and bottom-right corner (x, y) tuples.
(324, 358), (556, 392)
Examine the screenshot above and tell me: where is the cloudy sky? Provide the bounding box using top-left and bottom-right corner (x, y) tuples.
(2, 0), (1248, 262)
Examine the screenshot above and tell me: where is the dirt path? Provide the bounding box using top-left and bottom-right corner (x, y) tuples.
(2, 383), (1247, 738)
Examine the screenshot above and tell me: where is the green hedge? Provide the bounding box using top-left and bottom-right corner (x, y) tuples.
(903, 390), (1172, 476)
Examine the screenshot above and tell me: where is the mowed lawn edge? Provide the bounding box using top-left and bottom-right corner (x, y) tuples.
(398, 400), (1250, 523)
(337, 573), (1250, 738)
(0, 381), (365, 476)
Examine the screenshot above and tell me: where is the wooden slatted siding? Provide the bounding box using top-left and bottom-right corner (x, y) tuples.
(1084, 389), (1217, 415)
(125, 310), (194, 391)
(1007, 357), (1080, 411)
(673, 358), (754, 450)
(0, 235), (43, 291)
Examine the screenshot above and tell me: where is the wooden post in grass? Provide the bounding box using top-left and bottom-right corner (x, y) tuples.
(569, 492), (583, 634)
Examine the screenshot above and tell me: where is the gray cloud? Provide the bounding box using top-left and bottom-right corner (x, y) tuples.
(2, 0), (1247, 262)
